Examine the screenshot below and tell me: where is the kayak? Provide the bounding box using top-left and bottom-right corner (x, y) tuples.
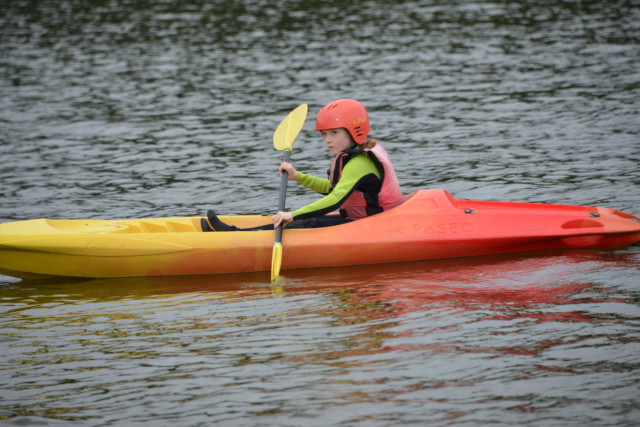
(1, 189), (639, 280)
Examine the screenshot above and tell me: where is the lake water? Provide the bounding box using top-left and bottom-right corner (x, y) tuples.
(1, 0), (639, 425)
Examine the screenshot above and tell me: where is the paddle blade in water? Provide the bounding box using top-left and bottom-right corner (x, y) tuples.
(270, 242), (283, 282)
(273, 104), (308, 152)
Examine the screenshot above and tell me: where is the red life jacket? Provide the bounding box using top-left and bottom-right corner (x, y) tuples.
(328, 143), (402, 220)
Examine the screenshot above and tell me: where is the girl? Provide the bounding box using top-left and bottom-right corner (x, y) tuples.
(202, 99), (402, 231)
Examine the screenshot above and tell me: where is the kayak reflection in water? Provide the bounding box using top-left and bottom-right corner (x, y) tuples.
(201, 99), (403, 232)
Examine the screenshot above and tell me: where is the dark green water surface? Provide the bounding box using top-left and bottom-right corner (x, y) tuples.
(1, 1), (639, 425)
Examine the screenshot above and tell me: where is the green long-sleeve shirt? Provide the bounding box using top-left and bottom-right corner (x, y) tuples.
(291, 153), (381, 220)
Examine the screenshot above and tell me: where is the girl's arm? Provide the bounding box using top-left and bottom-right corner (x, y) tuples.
(291, 155), (380, 220)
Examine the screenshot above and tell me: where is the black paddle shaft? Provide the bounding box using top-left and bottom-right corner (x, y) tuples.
(275, 150), (291, 243)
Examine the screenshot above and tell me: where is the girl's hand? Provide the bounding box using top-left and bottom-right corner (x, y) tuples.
(272, 211), (293, 228)
(279, 162), (297, 181)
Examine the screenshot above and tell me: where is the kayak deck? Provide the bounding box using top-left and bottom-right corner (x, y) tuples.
(1, 215), (266, 235)
(1, 189), (639, 280)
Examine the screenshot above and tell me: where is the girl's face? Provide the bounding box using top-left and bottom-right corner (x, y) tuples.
(319, 128), (354, 156)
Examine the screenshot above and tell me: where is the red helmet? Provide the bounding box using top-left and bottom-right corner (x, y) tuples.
(315, 99), (370, 145)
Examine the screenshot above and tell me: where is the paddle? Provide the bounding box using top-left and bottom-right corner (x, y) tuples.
(271, 103), (308, 282)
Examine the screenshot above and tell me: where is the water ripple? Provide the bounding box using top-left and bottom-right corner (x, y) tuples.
(1, 0), (640, 425)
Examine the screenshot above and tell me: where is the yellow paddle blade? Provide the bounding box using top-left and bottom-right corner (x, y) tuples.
(270, 279), (284, 298)
(270, 242), (283, 282)
(273, 104), (308, 152)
